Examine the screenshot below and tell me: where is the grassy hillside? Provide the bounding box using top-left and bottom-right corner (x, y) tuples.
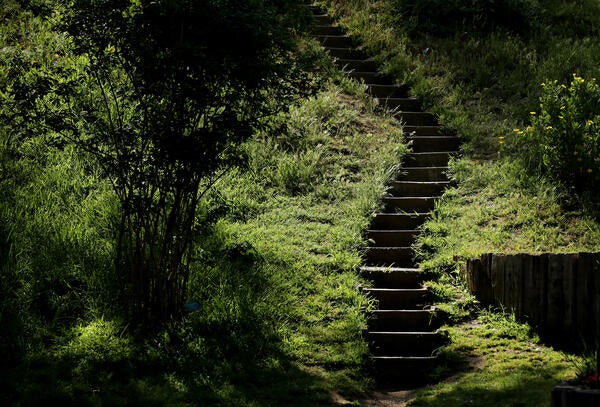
(0, 2), (407, 404)
(314, 0), (600, 405)
(3, 0), (600, 406)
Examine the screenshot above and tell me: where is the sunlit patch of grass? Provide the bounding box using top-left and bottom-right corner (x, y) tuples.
(411, 310), (580, 407)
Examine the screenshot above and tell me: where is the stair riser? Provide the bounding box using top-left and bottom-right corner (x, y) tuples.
(368, 86), (410, 99)
(377, 98), (421, 111)
(403, 126), (442, 136)
(370, 214), (429, 229)
(389, 182), (448, 197)
(368, 311), (441, 331)
(364, 248), (414, 267)
(312, 14), (332, 24)
(367, 231), (418, 247)
(407, 137), (461, 153)
(364, 290), (430, 309)
(405, 153), (452, 167)
(315, 35), (353, 48)
(398, 168), (449, 182)
(362, 271), (423, 288)
(312, 25), (343, 36)
(382, 197), (436, 211)
(348, 71), (393, 85)
(324, 47), (366, 59)
(336, 59), (378, 72)
(395, 112), (437, 126)
(371, 358), (439, 382)
(368, 333), (448, 356)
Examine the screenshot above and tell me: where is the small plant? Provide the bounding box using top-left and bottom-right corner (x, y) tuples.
(511, 74), (600, 193)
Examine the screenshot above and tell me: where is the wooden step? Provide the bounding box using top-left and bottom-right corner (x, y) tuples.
(314, 34), (353, 47)
(312, 25), (343, 36)
(371, 355), (440, 382)
(366, 230), (419, 247)
(403, 126), (442, 136)
(323, 46), (366, 59)
(364, 247), (414, 266)
(336, 58), (378, 72)
(363, 287), (430, 309)
(312, 14), (332, 24)
(367, 85), (410, 99)
(398, 167), (449, 182)
(367, 331), (449, 356)
(370, 213), (429, 229)
(382, 196), (437, 211)
(360, 266), (424, 288)
(406, 135), (461, 153)
(368, 309), (441, 331)
(376, 97), (421, 111)
(348, 71), (393, 85)
(394, 112), (437, 126)
(404, 152), (453, 167)
(388, 181), (450, 197)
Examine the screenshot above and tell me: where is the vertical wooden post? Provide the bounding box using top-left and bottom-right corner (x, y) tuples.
(547, 254), (566, 337)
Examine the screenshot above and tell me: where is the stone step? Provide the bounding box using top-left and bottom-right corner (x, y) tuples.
(336, 58), (378, 72)
(348, 71), (393, 85)
(323, 46), (366, 59)
(403, 126), (442, 136)
(382, 196), (437, 212)
(368, 309), (441, 331)
(314, 34), (353, 48)
(363, 287), (430, 309)
(366, 230), (419, 247)
(360, 266), (424, 288)
(312, 24), (343, 36)
(406, 135), (461, 153)
(398, 167), (449, 182)
(376, 97), (421, 111)
(367, 85), (410, 99)
(394, 111), (438, 126)
(404, 152), (453, 167)
(367, 331), (449, 356)
(364, 247), (414, 267)
(370, 213), (429, 229)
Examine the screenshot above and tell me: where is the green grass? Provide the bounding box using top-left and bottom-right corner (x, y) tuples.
(0, 2), (407, 402)
(412, 310), (581, 407)
(5, 1), (600, 405)
(316, 0), (600, 404)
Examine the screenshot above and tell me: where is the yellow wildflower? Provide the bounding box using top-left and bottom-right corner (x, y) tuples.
(588, 169), (593, 173)
(545, 126), (553, 130)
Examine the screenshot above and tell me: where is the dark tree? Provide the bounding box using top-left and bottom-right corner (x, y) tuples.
(63, 0), (309, 328)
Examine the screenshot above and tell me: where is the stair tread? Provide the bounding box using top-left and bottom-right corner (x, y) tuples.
(371, 355), (438, 361)
(368, 331), (442, 335)
(361, 266), (421, 272)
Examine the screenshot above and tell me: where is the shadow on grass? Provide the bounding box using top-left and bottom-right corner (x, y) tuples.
(0, 236), (342, 407)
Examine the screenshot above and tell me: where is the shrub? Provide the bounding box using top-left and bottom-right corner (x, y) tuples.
(511, 74), (600, 193)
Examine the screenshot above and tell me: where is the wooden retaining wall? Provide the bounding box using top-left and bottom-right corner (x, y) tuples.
(465, 253), (600, 348)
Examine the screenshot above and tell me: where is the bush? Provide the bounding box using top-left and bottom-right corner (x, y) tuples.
(511, 74), (600, 193)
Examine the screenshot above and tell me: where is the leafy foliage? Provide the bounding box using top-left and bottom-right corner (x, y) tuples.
(48, 0), (312, 327)
(511, 75), (600, 193)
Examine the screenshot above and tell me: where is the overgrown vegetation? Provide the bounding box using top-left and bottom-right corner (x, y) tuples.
(316, 0), (600, 404)
(0, 1), (408, 403)
(5, 0), (600, 405)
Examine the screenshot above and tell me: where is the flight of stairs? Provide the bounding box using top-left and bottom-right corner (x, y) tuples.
(308, 4), (461, 383)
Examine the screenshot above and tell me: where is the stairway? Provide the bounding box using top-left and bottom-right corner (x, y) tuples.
(308, 5), (461, 382)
